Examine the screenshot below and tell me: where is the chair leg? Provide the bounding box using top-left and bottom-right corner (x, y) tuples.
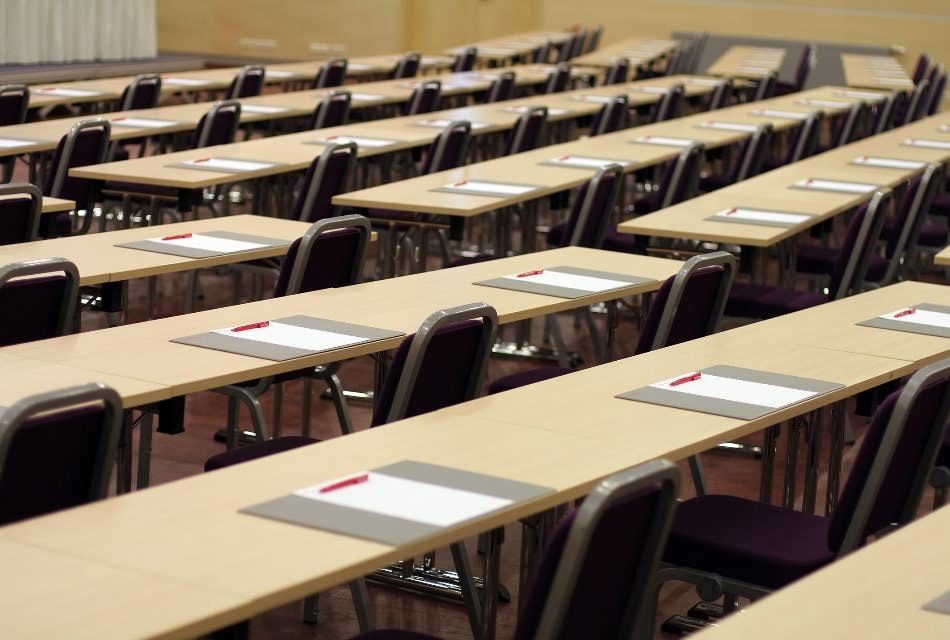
(302, 593), (319, 624)
(688, 455), (707, 496)
(272, 383), (283, 439)
(301, 377), (313, 439)
(349, 579), (375, 632)
(321, 372), (354, 435)
(221, 387), (268, 448)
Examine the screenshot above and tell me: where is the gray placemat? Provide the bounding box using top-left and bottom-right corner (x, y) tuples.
(616, 364), (843, 420)
(166, 157), (282, 174)
(704, 208), (815, 229)
(923, 589), (950, 616)
(241, 460), (555, 546)
(116, 230), (289, 259)
(430, 180), (541, 198)
(475, 266), (654, 299)
(537, 156), (630, 170)
(171, 315), (404, 361)
(856, 303), (950, 338)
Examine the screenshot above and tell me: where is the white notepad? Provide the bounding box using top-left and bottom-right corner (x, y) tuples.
(793, 178), (877, 194)
(872, 78), (912, 86)
(572, 95), (616, 103)
(0, 138), (36, 148)
(650, 372), (818, 408)
(636, 86), (671, 94)
(546, 155), (628, 169)
(148, 233), (268, 253)
(939, 125), (950, 133)
(240, 104), (290, 114)
(35, 87), (101, 97)
(213, 321), (365, 352)
(750, 109), (809, 120)
(416, 118), (489, 129)
(180, 158), (275, 172)
(295, 471), (512, 528)
(110, 117), (178, 129)
(697, 121), (759, 132)
(686, 78), (723, 86)
(442, 180), (536, 195)
(265, 70), (296, 79)
(903, 139), (950, 150)
(400, 82), (459, 91)
(632, 135), (695, 147)
(878, 308), (950, 329)
(835, 90), (886, 100)
(502, 269), (631, 293)
(348, 93), (385, 101)
(164, 77), (212, 86)
(319, 135), (396, 148)
(346, 63), (372, 71)
(796, 99), (851, 108)
(501, 106), (568, 116)
(711, 208), (812, 225)
(738, 66), (773, 74)
(852, 156), (926, 170)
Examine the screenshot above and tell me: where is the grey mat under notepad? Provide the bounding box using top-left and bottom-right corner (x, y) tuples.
(857, 303), (950, 338)
(116, 230), (289, 259)
(475, 266), (653, 299)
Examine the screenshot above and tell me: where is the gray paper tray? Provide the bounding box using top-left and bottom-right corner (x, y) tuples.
(856, 303), (950, 338)
(475, 266), (654, 299)
(116, 230), (289, 258)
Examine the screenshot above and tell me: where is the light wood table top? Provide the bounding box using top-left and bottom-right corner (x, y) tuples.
(1, 247), (681, 401)
(571, 37), (680, 69)
(446, 30), (572, 62)
(706, 46), (787, 80)
(695, 505), (950, 640)
(935, 246), (950, 266)
(334, 86), (863, 217)
(841, 53), (914, 91)
(0, 215), (313, 286)
(267, 53), (457, 83)
(621, 111), (950, 246)
(1, 195), (76, 214)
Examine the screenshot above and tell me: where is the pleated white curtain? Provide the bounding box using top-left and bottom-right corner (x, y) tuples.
(1, 0), (157, 64)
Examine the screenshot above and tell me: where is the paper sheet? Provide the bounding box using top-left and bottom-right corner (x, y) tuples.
(346, 63), (372, 71)
(110, 117), (178, 128)
(835, 90), (887, 100)
(650, 372), (818, 408)
(687, 78), (723, 86)
(750, 109), (809, 120)
(441, 180), (536, 195)
(852, 156), (926, 170)
(697, 121), (759, 132)
(793, 178), (877, 193)
(878, 308), (950, 329)
(796, 99), (852, 108)
(546, 155), (628, 169)
(502, 106), (568, 116)
(318, 135), (396, 148)
(572, 95), (616, 103)
(710, 208), (812, 225)
(148, 233), (268, 253)
(737, 66), (773, 74)
(632, 135), (695, 147)
(502, 269), (631, 293)
(348, 93), (385, 101)
(240, 104), (290, 114)
(295, 471), (513, 527)
(265, 70), (296, 78)
(35, 87), (100, 97)
(415, 118), (489, 129)
(873, 78), (913, 86)
(212, 321), (366, 352)
(903, 138), (950, 150)
(0, 138), (36, 148)
(180, 158), (275, 172)
(164, 77), (211, 86)
(636, 86), (671, 94)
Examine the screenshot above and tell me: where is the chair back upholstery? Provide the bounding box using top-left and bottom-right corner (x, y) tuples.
(0, 383), (122, 526)
(829, 189), (891, 300)
(312, 58), (348, 88)
(0, 182), (43, 245)
(903, 80), (930, 124)
(873, 92), (899, 134)
(585, 26), (603, 54)
(405, 80), (441, 115)
(486, 71), (516, 103)
(590, 95), (629, 136)
(392, 52), (421, 79)
(44, 119), (110, 209)
(707, 77), (734, 110)
(274, 214), (371, 296)
(664, 46), (686, 76)
(0, 84), (29, 126)
(555, 164), (624, 248)
(790, 44), (816, 91)
(603, 58), (630, 85)
(452, 47), (477, 72)
(420, 120), (471, 174)
(789, 110), (823, 163)
(659, 142), (704, 209)
(925, 69), (946, 116)
(532, 41), (552, 64)
(569, 31), (588, 61)
(753, 72), (777, 101)
(735, 123), (773, 181)
(912, 53), (931, 84)
(371, 303), (498, 426)
(310, 90), (351, 129)
(0, 258), (79, 346)
(884, 163), (943, 283)
(834, 101), (872, 146)
(543, 63), (571, 94)
(828, 359), (950, 555)
(116, 74), (161, 111)
(652, 84), (684, 122)
(193, 100), (241, 148)
(292, 141), (357, 223)
(226, 65), (265, 99)
(506, 106), (548, 154)
(517, 459), (680, 640)
(634, 251), (736, 354)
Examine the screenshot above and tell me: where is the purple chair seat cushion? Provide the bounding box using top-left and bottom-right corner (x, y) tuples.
(726, 282), (826, 319)
(204, 436), (317, 471)
(601, 229), (646, 254)
(936, 432), (950, 468)
(488, 366), (572, 394)
(916, 221), (949, 248)
(546, 221), (568, 247)
(698, 174), (733, 192)
(445, 254), (497, 268)
(796, 243), (887, 282)
(931, 192), (950, 217)
(664, 494), (835, 589)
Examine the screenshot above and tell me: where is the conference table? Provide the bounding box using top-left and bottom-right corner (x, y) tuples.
(841, 53), (915, 91)
(935, 246), (950, 266)
(706, 45), (786, 80)
(569, 36), (679, 70)
(446, 30), (573, 65)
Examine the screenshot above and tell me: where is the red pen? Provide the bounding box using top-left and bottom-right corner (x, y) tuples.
(161, 233), (192, 240)
(558, 155), (571, 161)
(517, 269), (544, 277)
(805, 178), (814, 185)
(725, 207), (738, 215)
(193, 157), (211, 163)
(231, 320), (270, 332)
(894, 308), (916, 318)
(453, 179), (469, 187)
(319, 473), (370, 493)
(669, 372), (702, 386)
(112, 117), (127, 122)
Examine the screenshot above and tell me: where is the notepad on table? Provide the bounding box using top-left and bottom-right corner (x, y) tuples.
(851, 156), (926, 170)
(706, 207), (813, 227)
(903, 138), (950, 150)
(796, 99), (852, 109)
(501, 105), (568, 116)
(432, 180), (539, 197)
(0, 138), (39, 149)
(572, 94), (616, 103)
(116, 231), (280, 259)
(834, 90), (887, 100)
(750, 109), (809, 120)
(541, 154), (630, 169)
(173, 157), (278, 173)
(696, 121), (759, 132)
(414, 118), (489, 129)
(35, 87), (101, 97)
(310, 135), (398, 148)
(348, 93), (386, 102)
(857, 304), (950, 338)
(240, 104), (290, 114)
(631, 135), (696, 147)
(163, 77), (212, 86)
(265, 70), (296, 79)
(635, 86), (671, 94)
(110, 117), (179, 129)
(475, 266), (652, 299)
(791, 178), (878, 194)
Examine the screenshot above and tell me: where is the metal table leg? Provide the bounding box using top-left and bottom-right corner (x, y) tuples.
(825, 400), (847, 515)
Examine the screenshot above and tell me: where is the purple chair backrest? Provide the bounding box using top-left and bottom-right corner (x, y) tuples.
(0, 258), (79, 346)
(603, 58), (630, 85)
(791, 44), (815, 91)
(884, 163), (943, 282)
(752, 72), (777, 101)
(274, 214), (370, 296)
(292, 142), (357, 222)
(544, 63), (572, 94)
(405, 80), (441, 115)
(532, 41), (552, 64)
(515, 459), (679, 640)
(0, 383), (122, 526)
(555, 164), (624, 248)
(663, 46), (685, 77)
(0, 182), (42, 245)
(912, 53), (931, 84)
(926, 70), (946, 116)
(506, 106), (547, 154)
(873, 92), (899, 134)
(590, 95), (629, 136)
(834, 101), (872, 146)
(585, 26), (603, 54)
(0, 84), (29, 126)
(192, 100), (241, 148)
(557, 33), (581, 63)
(828, 189), (891, 300)
(452, 47), (477, 72)
(707, 77), (735, 110)
(226, 65), (265, 99)
(903, 80), (930, 124)
(486, 71), (516, 103)
(658, 141), (704, 209)
(420, 120), (471, 174)
(634, 251), (736, 354)
(116, 74), (161, 111)
(310, 90), (351, 129)
(827, 359), (950, 555)
(312, 58), (348, 89)
(43, 119), (110, 208)
(570, 30), (588, 59)
(371, 303), (498, 426)
(392, 52), (421, 79)
(788, 110), (823, 163)
(652, 84), (684, 122)
(735, 123), (773, 181)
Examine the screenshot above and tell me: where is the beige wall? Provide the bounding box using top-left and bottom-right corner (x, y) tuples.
(539, 0), (950, 71)
(405, 0), (540, 53)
